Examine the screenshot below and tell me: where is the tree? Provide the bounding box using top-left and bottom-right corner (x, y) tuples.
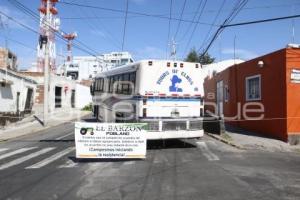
(184, 48), (199, 63)
(185, 48), (215, 65)
(198, 52), (215, 65)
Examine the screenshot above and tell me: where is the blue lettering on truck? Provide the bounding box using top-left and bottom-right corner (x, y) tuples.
(156, 69), (195, 92)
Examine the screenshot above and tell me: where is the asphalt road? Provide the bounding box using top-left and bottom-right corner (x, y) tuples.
(0, 119), (299, 200)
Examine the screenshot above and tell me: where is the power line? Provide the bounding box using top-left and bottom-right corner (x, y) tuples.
(75, 2), (121, 50)
(0, 10), (38, 34)
(122, 0), (129, 51)
(0, 34), (36, 51)
(199, 12), (300, 57)
(174, 0), (187, 40)
(223, 14), (300, 28)
(7, 0), (101, 59)
(198, 0), (248, 56)
(166, 0), (173, 58)
(59, 2), (300, 20)
(58, 1), (218, 27)
(183, 0), (207, 57)
(9, 0), (100, 56)
(178, 0), (204, 43)
(0, 33), (65, 58)
(83, 0), (122, 49)
(198, 0), (226, 51)
(0, 9), (98, 60)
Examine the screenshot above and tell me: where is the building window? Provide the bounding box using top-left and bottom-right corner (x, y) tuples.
(246, 75), (261, 101)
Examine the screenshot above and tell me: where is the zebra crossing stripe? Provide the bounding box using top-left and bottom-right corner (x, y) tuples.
(57, 159), (78, 169)
(26, 147), (75, 169)
(0, 147), (55, 170)
(0, 147), (37, 161)
(196, 141), (220, 161)
(123, 161), (136, 165)
(55, 132), (74, 140)
(0, 148), (8, 153)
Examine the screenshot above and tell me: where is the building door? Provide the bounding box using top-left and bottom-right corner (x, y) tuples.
(55, 87), (62, 108)
(71, 90), (75, 108)
(24, 88), (34, 114)
(16, 92), (20, 116)
(216, 81), (224, 117)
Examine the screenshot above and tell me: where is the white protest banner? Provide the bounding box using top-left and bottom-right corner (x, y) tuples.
(75, 122), (147, 159)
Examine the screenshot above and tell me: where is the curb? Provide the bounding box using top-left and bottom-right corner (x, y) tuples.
(205, 132), (244, 150)
(0, 113), (90, 142)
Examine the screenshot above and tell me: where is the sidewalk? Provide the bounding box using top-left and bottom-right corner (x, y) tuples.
(206, 125), (300, 153)
(0, 109), (90, 141)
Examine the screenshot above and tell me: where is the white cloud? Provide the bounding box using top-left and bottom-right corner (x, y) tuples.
(221, 48), (258, 60)
(132, 46), (165, 60)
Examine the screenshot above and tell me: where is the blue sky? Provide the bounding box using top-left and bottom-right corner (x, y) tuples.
(0, 0), (300, 69)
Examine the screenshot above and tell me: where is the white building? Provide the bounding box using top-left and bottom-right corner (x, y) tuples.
(57, 52), (133, 80)
(20, 72), (92, 112)
(75, 83), (92, 109)
(19, 72), (76, 113)
(202, 59), (245, 79)
(0, 68), (37, 126)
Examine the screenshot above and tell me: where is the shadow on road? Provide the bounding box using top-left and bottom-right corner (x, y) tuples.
(67, 139), (196, 163)
(39, 139), (74, 142)
(69, 156), (142, 163)
(147, 139), (196, 149)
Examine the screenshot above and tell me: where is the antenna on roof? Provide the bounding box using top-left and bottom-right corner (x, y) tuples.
(169, 37), (177, 61)
(292, 5), (295, 43)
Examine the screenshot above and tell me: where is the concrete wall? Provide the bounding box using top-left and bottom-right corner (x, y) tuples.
(75, 83), (92, 109)
(18, 72), (76, 113)
(0, 69), (37, 114)
(0, 48), (18, 71)
(286, 48), (300, 144)
(48, 74), (76, 112)
(204, 48), (300, 142)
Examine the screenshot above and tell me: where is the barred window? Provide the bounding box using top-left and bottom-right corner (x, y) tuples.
(246, 75), (261, 101)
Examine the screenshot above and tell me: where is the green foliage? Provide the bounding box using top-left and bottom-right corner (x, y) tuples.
(185, 48), (215, 64)
(199, 52), (215, 65)
(184, 48), (199, 63)
(81, 103), (92, 111)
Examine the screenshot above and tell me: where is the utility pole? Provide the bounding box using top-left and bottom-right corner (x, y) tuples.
(43, 0), (50, 126)
(0, 16), (8, 81)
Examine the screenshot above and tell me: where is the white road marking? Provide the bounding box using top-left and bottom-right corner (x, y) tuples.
(196, 141), (219, 161)
(0, 147), (55, 170)
(57, 159), (78, 168)
(0, 148), (8, 153)
(123, 161), (136, 165)
(26, 147), (75, 169)
(55, 132), (74, 140)
(0, 147), (37, 161)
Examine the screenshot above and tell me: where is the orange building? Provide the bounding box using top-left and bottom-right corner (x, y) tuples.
(204, 47), (300, 144)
